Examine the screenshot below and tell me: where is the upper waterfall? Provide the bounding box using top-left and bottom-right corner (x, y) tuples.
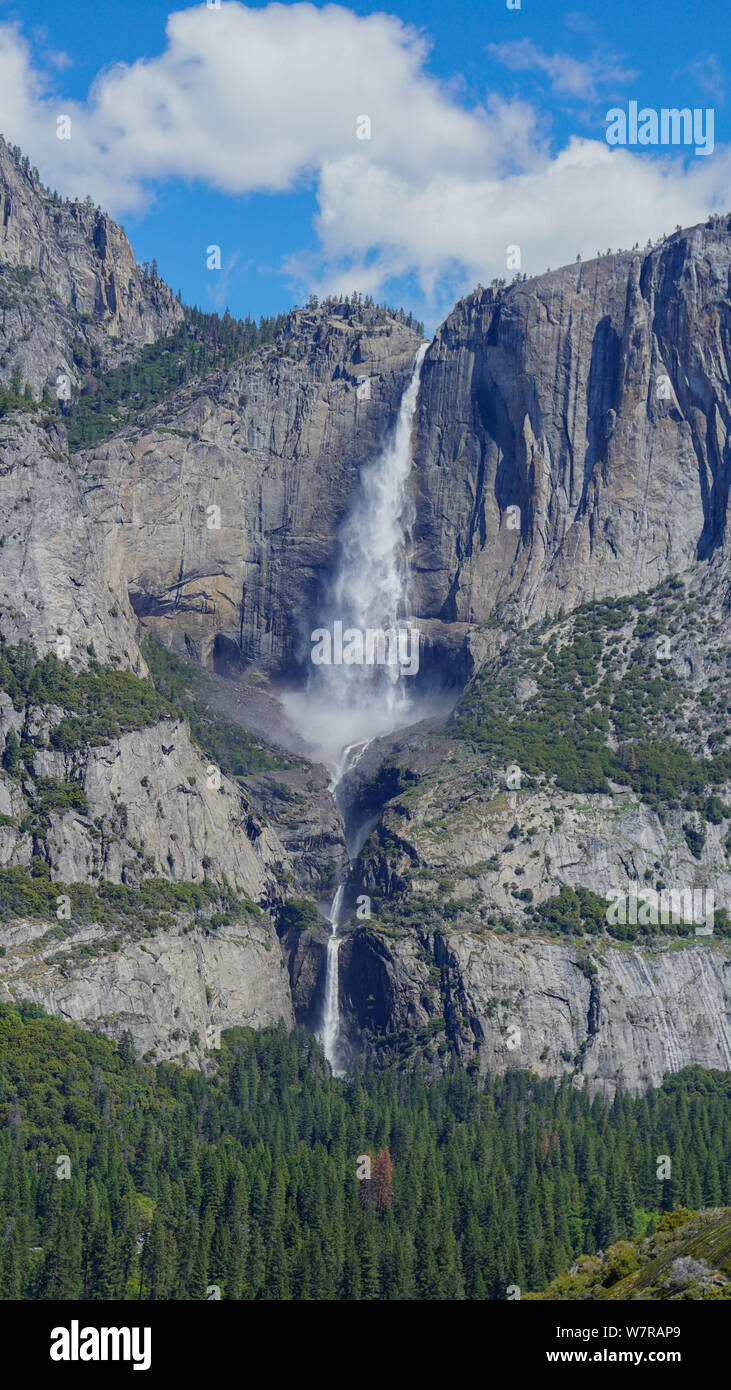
(283, 343), (429, 775)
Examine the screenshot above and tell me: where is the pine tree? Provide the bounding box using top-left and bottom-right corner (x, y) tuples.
(2, 728), (20, 775)
(88, 1206), (117, 1299)
(372, 1147), (393, 1215)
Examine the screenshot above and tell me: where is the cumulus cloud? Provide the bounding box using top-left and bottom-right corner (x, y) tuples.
(305, 136), (731, 318)
(0, 4), (729, 314)
(1, 5), (498, 204)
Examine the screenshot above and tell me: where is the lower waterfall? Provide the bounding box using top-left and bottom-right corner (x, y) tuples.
(320, 884), (345, 1075)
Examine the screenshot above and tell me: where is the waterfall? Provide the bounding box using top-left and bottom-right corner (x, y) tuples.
(329, 342), (427, 730)
(288, 344), (428, 1075)
(319, 884), (345, 1075)
(283, 343), (428, 774)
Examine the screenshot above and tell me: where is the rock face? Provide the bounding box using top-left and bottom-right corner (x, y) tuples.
(0, 417), (141, 669)
(0, 141), (421, 677)
(243, 761), (347, 893)
(357, 760), (730, 932)
(79, 307), (422, 674)
(0, 912), (293, 1065)
(0, 136), (182, 397)
(338, 926), (729, 1096)
(326, 557), (731, 1090)
(0, 687), (293, 1066)
(410, 220), (731, 628)
(0, 714), (283, 896)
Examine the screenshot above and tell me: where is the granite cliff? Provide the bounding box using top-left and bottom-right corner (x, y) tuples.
(0, 134), (728, 1091)
(410, 221), (731, 631)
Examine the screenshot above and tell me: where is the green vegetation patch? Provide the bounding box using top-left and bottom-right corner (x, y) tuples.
(453, 587), (731, 809)
(64, 306), (289, 449)
(279, 897), (321, 934)
(0, 861), (259, 934)
(526, 1207), (731, 1300)
(0, 367), (39, 419)
(0, 639), (173, 753)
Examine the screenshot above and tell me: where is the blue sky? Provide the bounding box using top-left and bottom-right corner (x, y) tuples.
(1, 0), (729, 331)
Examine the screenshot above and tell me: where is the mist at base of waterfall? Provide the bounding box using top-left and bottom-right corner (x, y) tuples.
(280, 676), (454, 782)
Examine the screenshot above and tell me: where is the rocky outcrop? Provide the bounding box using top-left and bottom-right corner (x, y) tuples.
(347, 560), (731, 931)
(0, 705), (284, 896)
(243, 760), (347, 892)
(410, 219), (731, 629)
(360, 769), (730, 925)
(0, 135), (182, 397)
(526, 1208), (731, 1300)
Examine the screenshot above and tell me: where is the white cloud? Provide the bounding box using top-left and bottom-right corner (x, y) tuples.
(304, 137), (731, 322)
(487, 38), (636, 101)
(683, 53), (725, 104)
(1, 4), (729, 316)
(45, 49), (73, 72)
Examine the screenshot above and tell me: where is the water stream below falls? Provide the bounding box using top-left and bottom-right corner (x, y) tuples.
(320, 884), (345, 1074)
(286, 344), (429, 1074)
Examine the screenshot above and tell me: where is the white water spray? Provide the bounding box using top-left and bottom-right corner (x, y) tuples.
(289, 345), (428, 1074)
